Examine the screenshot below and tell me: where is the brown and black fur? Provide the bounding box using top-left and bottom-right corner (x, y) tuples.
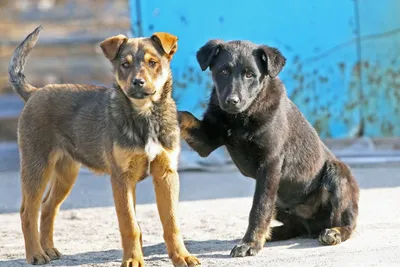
(9, 26), (200, 267)
(179, 39), (359, 257)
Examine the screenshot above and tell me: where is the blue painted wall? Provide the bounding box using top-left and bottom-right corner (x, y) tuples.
(129, 0), (400, 138)
(358, 0), (400, 137)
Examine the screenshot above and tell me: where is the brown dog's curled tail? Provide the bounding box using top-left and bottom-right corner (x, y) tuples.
(8, 25), (42, 101)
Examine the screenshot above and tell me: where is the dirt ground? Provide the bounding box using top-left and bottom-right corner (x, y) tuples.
(1, 167), (400, 267)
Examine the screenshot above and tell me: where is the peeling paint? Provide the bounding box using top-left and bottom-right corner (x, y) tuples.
(131, 0), (400, 138)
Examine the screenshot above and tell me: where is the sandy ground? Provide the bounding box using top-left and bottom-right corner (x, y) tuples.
(0, 167), (400, 267)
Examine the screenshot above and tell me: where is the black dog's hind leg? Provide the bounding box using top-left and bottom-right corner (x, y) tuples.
(269, 209), (308, 242)
(318, 160), (359, 245)
(178, 111), (224, 157)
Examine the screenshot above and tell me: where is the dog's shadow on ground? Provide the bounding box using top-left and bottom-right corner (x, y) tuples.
(145, 237), (323, 261)
(0, 238), (321, 266)
(0, 250), (122, 267)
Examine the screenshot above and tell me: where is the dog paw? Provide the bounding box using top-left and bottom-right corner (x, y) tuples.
(43, 247), (62, 260)
(26, 251), (51, 265)
(177, 111), (197, 128)
(230, 241), (262, 257)
(319, 228), (342, 245)
(171, 253), (201, 267)
(121, 257), (145, 267)
(177, 111), (189, 124)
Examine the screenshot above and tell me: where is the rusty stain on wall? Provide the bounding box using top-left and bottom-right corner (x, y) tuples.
(132, 0), (400, 138)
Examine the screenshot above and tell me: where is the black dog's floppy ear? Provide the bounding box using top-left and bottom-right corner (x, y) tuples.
(258, 45), (286, 78)
(196, 39), (224, 71)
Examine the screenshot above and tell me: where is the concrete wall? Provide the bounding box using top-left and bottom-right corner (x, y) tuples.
(0, 0), (131, 94)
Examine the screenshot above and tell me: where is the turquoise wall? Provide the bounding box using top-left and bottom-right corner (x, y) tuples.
(129, 0), (400, 138)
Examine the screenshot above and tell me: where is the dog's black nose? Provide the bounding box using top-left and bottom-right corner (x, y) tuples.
(133, 78), (145, 87)
(226, 95), (240, 106)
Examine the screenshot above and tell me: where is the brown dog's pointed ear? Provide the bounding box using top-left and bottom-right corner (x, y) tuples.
(151, 32), (178, 58)
(258, 45), (286, 78)
(196, 39), (224, 71)
(100, 34), (128, 60)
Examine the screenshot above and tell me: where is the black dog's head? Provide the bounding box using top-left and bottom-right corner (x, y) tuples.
(197, 40), (286, 114)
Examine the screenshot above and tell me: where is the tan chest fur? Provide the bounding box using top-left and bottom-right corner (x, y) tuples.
(112, 139), (167, 180)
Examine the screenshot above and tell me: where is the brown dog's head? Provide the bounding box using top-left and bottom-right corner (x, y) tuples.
(100, 32), (178, 103)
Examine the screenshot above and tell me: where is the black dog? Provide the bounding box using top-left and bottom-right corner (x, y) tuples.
(179, 39), (360, 257)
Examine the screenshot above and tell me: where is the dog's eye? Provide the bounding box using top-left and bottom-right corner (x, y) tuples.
(148, 60), (157, 67)
(121, 62), (130, 69)
(220, 69), (229, 76)
(245, 71), (254, 78)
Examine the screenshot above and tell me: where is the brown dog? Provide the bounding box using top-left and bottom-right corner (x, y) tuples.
(8, 26), (200, 267)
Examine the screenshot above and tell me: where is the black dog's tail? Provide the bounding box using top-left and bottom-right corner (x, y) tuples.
(8, 25), (43, 101)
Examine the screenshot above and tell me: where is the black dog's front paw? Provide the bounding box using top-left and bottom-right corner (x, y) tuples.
(177, 111), (185, 125)
(177, 111), (194, 126)
(230, 241), (262, 257)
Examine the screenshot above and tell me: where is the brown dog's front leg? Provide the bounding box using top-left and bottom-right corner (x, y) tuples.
(178, 111), (223, 157)
(110, 175), (144, 267)
(230, 157), (282, 257)
(151, 151), (200, 267)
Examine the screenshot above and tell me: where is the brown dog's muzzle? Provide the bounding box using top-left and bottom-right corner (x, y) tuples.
(127, 78), (156, 99)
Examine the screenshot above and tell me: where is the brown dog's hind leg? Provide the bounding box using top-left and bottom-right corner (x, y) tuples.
(40, 156), (80, 260)
(318, 160), (359, 246)
(20, 150), (59, 265)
